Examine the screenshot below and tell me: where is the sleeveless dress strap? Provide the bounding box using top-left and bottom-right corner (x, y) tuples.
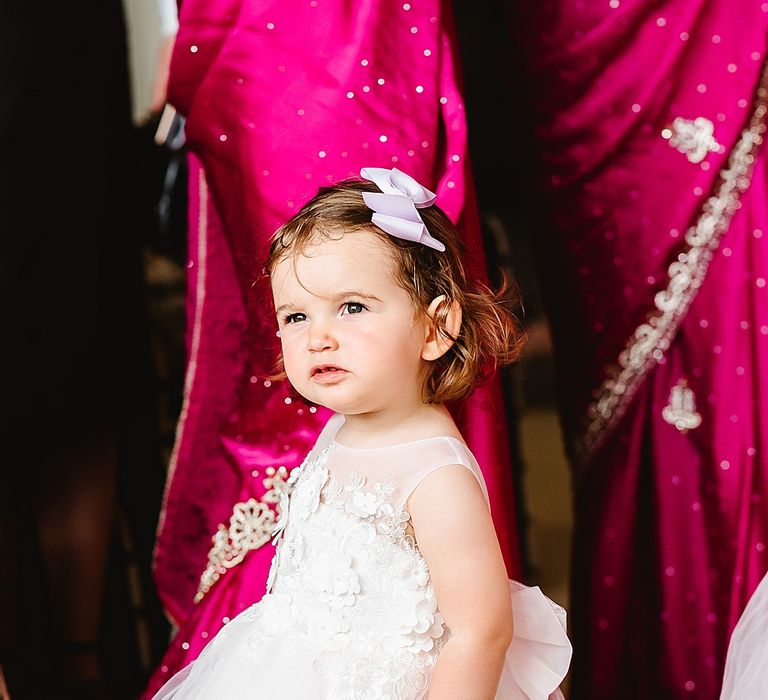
(396, 438), (490, 509)
(309, 413), (345, 456)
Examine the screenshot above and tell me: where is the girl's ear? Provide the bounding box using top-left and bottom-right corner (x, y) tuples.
(422, 295), (462, 361)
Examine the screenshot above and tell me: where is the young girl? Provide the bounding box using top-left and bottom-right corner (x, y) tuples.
(154, 167), (571, 699)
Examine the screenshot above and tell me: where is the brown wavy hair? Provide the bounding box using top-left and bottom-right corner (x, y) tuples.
(266, 179), (524, 403)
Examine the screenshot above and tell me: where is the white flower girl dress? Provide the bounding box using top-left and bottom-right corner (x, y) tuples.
(154, 414), (572, 699)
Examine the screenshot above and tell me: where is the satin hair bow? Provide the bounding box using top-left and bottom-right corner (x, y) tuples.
(360, 167), (445, 252)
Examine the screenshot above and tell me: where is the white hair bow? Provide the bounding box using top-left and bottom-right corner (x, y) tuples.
(360, 167), (445, 252)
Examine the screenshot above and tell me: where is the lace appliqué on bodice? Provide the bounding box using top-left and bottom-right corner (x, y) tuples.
(252, 444), (447, 699)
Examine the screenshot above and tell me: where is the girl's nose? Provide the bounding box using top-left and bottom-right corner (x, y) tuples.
(307, 324), (338, 352)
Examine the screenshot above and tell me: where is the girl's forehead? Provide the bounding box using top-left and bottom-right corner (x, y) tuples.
(272, 230), (399, 296)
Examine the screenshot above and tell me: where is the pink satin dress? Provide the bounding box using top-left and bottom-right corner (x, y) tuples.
(519, 1), (768, 697)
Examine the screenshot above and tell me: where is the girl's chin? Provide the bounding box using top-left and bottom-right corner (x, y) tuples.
(295, 382), (382, 415)
(305, 395), (371, 416)
(295, 389), (345, 413)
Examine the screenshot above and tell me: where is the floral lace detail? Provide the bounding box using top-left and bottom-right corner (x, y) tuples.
(323, 657), (392, 700)
(195, 466), (290, 603)
(267, 447), (334, 593)
(662, 117), (721, 163)
(662, 379), (702, 432)
(272, 447), (333, 539)
(318, 645), (437, 700)
(308, 551), (362, 608)
(294, 456), (330, 520)
(323, 471), (411, 543)
(259, 445), (446, 698)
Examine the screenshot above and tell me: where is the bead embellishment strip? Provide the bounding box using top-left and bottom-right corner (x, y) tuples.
(195, 466), (290, 603)
(578, 61), (768, 461)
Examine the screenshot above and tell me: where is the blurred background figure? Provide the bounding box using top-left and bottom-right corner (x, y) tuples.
(516, 1), (768, 698)
(145, 1), (528, 694)
(0, 0), (178, 697)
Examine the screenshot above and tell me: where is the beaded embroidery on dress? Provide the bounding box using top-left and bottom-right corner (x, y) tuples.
(153, 414), (571, 699)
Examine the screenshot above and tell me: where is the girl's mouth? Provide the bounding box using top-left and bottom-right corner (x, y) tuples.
(311, 365), (348, 383)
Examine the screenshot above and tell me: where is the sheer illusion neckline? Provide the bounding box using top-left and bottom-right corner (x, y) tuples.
(329, 433), (468, 453)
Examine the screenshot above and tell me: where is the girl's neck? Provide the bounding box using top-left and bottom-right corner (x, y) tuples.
(335, 402), (460, 449)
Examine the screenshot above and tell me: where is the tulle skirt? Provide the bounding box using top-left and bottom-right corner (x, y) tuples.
(154, 580), (571, 700)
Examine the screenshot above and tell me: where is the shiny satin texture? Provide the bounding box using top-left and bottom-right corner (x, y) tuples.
(147, 2), (522, 695)
(519, 2), (768, 698)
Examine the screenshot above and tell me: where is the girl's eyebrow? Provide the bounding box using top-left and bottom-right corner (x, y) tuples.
(333, 290), (381, 301)
(275, 291), (381, 316)
(275, 302), (297, 316)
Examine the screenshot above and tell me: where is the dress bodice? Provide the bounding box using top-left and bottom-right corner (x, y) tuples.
(260, 414), (484, 698)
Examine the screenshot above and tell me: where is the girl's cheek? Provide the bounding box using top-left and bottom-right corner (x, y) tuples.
(282, 353), (303, 387)
(279, 324), (303, 345)
(280, 331), (304, 372)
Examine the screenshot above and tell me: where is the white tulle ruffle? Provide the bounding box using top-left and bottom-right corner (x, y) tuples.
(720, 573), (768, 700)
(496, 580), (571, 700)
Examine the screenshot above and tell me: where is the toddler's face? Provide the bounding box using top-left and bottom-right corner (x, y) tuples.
(271, 230), (429, 415)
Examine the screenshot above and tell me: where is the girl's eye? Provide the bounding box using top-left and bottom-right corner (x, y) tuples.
(342, 302), (367, 316)
(283, 312), (307, 324)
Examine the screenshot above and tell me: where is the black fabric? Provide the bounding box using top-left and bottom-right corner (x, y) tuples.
(0, 1), (148, 440)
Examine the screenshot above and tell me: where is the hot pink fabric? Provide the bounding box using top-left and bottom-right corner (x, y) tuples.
(520, 2), (768, 698)
(147, 2), (521, 695)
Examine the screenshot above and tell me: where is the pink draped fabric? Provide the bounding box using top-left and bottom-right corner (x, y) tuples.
(146, 2), (521, 694)
(520, 2), (768, 698)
